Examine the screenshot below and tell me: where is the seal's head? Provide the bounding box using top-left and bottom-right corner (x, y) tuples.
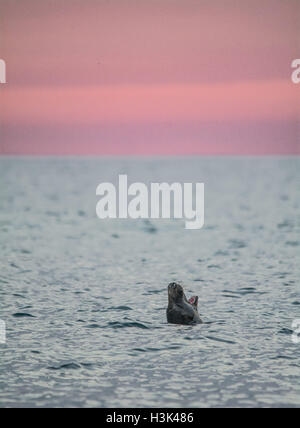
(168, 282), (184, 304)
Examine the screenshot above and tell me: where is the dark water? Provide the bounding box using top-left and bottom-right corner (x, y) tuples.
(0, 157), (299, 408)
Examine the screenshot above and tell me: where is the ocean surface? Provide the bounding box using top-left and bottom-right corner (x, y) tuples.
(0, 156), (299, 408)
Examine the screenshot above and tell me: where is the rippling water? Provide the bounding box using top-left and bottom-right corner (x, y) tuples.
(0, 157), (299, 408)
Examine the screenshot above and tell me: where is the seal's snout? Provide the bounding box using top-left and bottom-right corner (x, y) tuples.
(168, 282), (182, 292)
(168, 282), (177, 290)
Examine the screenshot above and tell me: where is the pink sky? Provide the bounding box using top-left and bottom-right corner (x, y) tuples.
(0, 0), (299, 155)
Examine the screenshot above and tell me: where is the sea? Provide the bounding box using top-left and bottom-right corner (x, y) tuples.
(0, 156), (299, 408)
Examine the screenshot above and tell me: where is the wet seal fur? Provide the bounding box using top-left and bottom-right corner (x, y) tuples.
(167, 282), (202, 325)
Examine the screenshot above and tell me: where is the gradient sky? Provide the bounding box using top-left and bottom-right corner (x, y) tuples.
(0, 0), (299, 155)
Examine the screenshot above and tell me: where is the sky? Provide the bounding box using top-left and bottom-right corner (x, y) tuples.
(0, 0), (299, 155)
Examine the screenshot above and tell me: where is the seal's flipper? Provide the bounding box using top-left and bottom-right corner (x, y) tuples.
(188, 296), (198, 307)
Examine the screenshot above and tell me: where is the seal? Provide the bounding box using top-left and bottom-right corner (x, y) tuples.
(167, 282), (202, 325)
